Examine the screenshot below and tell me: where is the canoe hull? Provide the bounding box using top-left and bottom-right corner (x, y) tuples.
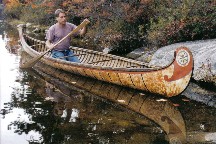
(44, 52), (192, 97)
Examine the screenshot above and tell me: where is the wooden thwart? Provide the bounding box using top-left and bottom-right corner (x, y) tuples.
(57, 53), (86, 59)
(87, 58), (115, 64)
(30, 43), (43, 47)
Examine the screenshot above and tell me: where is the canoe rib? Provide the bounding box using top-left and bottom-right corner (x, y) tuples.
(18, 26), (193, 97)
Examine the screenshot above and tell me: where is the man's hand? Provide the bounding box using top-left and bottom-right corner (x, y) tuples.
(47, 43), (55, 49)
(46, 40), (55, 49)
(83, 18), (90, 23)
(79, 18), (90, 36)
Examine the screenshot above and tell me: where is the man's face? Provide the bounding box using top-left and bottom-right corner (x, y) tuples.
(57, 12), (67, 25)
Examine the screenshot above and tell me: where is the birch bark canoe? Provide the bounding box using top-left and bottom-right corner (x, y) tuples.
(18, 26), (193, 97)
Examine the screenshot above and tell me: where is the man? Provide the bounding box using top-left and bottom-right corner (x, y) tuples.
(46, 9), (88, 62)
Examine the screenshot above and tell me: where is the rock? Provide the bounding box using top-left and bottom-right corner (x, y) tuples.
(103, 47), (113, 54)
(126, 47), (157, 64)
(126, 47), (147, 59)
(17, 24), (26, 28)
(146, 39), (216, 82)
(26, 23), (32, 27)
(182, 82), (216, 108)
(32, 28), (41, 33)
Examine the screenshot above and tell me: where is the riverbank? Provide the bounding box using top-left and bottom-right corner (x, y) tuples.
(7, 19), (47, 34)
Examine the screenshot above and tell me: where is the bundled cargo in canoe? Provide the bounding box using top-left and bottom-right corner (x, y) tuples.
(18, 26), (193, 97)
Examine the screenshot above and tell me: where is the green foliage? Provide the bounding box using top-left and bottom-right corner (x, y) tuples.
(3, 0), (216, 51)
(20, 5), (53, 25)
(4, 2), (22, 19)
(146, 0), (216, 47)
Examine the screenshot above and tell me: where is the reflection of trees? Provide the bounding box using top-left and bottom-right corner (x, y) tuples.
(0, 22), (4, 36)
(3, 23), (20, 54)
(4, 72), (63, 143)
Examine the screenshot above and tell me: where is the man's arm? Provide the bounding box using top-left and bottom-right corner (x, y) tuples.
(79, 27), (87, 36)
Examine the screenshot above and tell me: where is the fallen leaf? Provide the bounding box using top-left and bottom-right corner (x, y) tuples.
(45, 97), (54, 101)
(156, 99), (167, 102)
(117, 100), (125, 103)
(182, 99), (190, 102)
(173, 103), (180, 107)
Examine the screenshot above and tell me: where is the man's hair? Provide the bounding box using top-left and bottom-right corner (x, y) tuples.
(55, 9), (65, 17)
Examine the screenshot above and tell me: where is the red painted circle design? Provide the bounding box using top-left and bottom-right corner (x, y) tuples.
(176, 49), (190, 67)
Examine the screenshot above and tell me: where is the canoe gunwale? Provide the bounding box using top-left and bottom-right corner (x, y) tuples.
(21, 33), (175, 72)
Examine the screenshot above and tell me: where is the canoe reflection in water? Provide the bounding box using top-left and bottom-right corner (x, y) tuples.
(45, 78), (86, 124)
(45, 82), (72, 117)
(22, 49), (187, 144)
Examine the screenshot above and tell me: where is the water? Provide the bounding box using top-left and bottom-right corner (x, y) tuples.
(0, 24), (38, 143)
(1, 23), (216, 144)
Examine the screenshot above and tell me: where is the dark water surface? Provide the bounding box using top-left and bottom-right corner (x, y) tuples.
(1, 23), (216, 144)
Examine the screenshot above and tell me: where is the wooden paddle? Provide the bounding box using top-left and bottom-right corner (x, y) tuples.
(20, 19), (90, 69)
